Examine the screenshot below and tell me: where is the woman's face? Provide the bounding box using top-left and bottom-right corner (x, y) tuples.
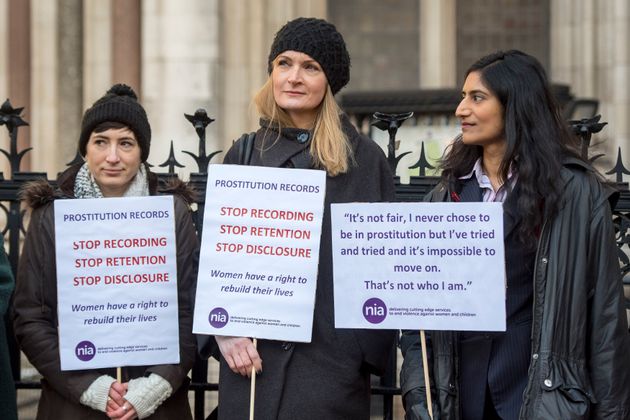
(455, 71), (506, 149)
(85, 127), (142, 197)
(272, 50), (328, 129)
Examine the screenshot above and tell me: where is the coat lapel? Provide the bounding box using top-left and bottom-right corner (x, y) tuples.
(502, 187), (521, 240)
(458, 177), (483, 203)
(457, 177), (520, 239)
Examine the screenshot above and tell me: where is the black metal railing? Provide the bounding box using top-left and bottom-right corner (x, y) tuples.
(2, 99), (630, 420)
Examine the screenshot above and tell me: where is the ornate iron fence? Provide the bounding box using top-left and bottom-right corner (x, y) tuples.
(2, 99), (629, 420)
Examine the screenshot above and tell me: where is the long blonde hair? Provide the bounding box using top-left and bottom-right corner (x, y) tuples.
(253, 76), (352, 176)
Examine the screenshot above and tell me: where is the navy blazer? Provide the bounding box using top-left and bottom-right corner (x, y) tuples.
(456, 177), (535, 420)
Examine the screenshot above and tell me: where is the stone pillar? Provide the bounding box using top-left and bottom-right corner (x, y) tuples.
(0, 0), (6, 99)
(30, 0), (58, 176)
(551, 0), (596, 96)
(0, 0), (9, 175)
(142, 0), (219, 173)
(57, 0), (83, 163)
(112, 0), (141, 95)
(30, 0), (83, 176)
(8, 0), (31, 172)
(550, 0), (570, 83)
(218, 0), (265, 153)
(83, 0), (112, 107)
(419, 0), (456, 88)
(607, 0), (630, 163)
(218, 0), (327, 152)
(551, 0), (630, 167)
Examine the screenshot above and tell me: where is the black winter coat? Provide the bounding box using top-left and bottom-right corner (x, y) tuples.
(400, 159), (630, 419)
(215, 117), (397, 420)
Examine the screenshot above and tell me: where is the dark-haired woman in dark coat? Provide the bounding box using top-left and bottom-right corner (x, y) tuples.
(13, 84), (198, 419)
(400, 50), (630, 420)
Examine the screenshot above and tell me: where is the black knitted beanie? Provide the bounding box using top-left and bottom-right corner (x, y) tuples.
(267, 17), (350, 95)
(78, 84), (151, 162)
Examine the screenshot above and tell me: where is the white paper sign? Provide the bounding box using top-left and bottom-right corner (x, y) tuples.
(55, 196), (179, 370)
(193, 164), (326, 342)
(332, 202), (506, 331)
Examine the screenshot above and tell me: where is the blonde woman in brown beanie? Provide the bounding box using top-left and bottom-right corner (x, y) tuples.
(13, 84), (198, 419)
(201, 17), (396, 420)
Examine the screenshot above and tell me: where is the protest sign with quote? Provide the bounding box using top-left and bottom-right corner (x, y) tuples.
(55, 196), (179, 370)
(193, 164), (326, 342)
(331, 202), (505, 331)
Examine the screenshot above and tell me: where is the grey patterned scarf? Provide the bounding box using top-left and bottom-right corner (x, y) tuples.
(74, 163), (149, 199)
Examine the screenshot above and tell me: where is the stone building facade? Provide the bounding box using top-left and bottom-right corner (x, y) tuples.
(0, 0), (628, 178)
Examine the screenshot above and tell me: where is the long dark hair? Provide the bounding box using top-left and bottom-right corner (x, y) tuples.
(440, 50), (581, 245)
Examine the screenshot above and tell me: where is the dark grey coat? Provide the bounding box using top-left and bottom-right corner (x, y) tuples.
(13, 165), (198, 420)
(0, 235), (17, 420)
(400, 159), (630, 420)
(216, 117), (397, 420)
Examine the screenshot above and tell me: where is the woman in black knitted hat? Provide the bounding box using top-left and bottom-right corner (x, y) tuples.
(13, 84), (198, 419)
(204, 17), (396, 420)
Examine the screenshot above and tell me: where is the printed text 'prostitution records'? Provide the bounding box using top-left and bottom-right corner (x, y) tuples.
(55, 196), (179, 370)
(331, 202), (506, 331)
(193, 164), (326, 342)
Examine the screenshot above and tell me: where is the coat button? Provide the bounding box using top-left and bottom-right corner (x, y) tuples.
(541, 257), (548, 264)
(532, 353), (539, 360)
(281, 342), (293, 351)
(296, 132), (309, 144)
(544, 378), (552, 387)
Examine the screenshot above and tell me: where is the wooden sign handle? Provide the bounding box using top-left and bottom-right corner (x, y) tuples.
(420, 331), (433, 419)
(249, 338), (258, 420)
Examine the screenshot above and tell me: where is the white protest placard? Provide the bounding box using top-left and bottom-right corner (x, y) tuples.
(193, 164), (326, 342)
(55, 196), (179, 370)
(331, 202), (505, 331)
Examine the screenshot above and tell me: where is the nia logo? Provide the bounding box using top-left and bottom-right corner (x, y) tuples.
(362, 298), (387, 324)
(75, 340), (96, 361)
(208, 307), (229, 328)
